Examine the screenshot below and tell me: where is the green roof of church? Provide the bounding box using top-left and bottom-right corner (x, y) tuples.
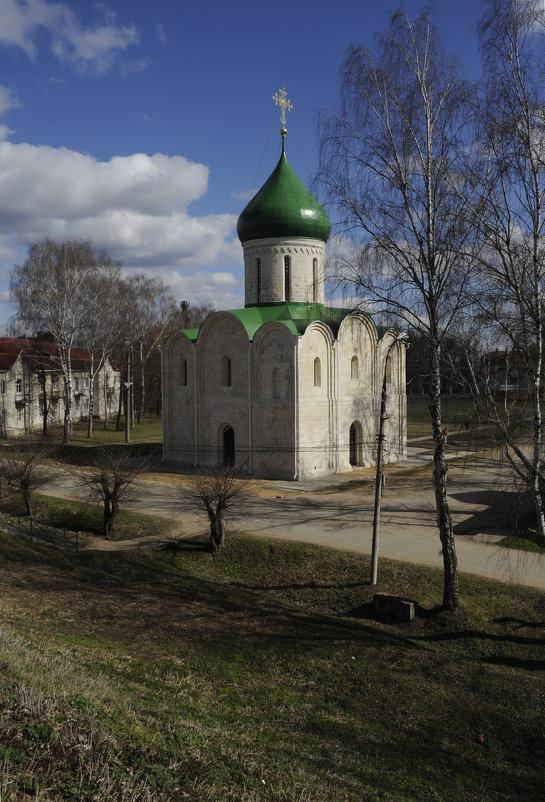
(237, 143), (331, 244)
(182, 303), (387, 342)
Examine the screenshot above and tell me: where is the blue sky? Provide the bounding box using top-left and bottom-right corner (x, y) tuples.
(0, 0), (484, 329)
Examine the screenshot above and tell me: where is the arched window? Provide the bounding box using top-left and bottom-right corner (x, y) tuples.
(349, 421), (363, 466)
(223, 425), (235, 467)
(272, 366), (280, 399)
(181, 358), (187, 386)
(284, 256), (290, 302)
(312, 258), (318, 303)
(223, 357), (232, 387)
(313, 357), (321, 388)
(257, 258), (262, 303)
(351, 355), (359, 380)
(15, 378), (22, 394)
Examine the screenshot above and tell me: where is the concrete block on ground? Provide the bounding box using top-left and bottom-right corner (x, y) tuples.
(373, 593), (415, 623)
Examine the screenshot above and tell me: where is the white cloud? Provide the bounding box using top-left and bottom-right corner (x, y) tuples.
(149, 269), (244, 311)
(0, 85), (20, 116)
(0, 233), (22, 266)
(120, 57), (152, 76)
(0, 0), (139, 73)
(0, 124), (15, 141)
(208, 272), (240, 286)
(155, 23), (166, 46)
(231, 188), (257, 202)
(0, 139), (241, 271)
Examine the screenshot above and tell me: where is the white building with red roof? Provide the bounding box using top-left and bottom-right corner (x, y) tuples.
(0, 338), (120, 436)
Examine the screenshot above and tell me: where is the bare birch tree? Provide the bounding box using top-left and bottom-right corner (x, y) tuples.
(79, 259), (123, 438)
(10, 240), (119, 444)
(117, 275), (179, 426)
(316, 9), (478, 610)
(469, 0), (545, 540)
(142, 300), (215, 418)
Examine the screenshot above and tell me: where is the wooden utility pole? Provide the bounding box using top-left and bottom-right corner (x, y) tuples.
(125, 349), (132, 444)
(370, 376), (387, 585)
(370, 333), (408, 585)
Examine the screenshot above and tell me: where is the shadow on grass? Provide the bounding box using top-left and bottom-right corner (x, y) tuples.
(493, 616), (545, 629)
(482, 655), (545, 670)
(234, 580), (368, 592)
(159, 536), (210, 553)
(415, 628), (545, 648)
(348, 600), (444, 623)
(0, 538), (419, 655)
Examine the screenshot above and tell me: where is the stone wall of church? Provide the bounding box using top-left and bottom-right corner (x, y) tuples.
(250, 323), (296, 478)
(335, 314), (378, 472)
(162, 316), (299, 478)
(195, 313), (250, 469)
(161, 313), (251, 469)
(162, 310), (407, 480)
(296, 322), (337, 478)
(377, 334), (407, 463)
(161, 331), (197, 465)
(243, 237), (325, 305)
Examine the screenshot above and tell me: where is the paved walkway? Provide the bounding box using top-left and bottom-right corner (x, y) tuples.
(37, 443), (545, 591)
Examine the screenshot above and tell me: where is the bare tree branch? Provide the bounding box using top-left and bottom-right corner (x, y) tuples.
(181, 466), (254, 553)
(0, 438), (57, 517)
(75, 446), (148, 539)
(316, 8), (479, 610)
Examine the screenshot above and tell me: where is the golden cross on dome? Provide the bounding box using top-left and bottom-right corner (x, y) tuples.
(273, 85), (293, 137)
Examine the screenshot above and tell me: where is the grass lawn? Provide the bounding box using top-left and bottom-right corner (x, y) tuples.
(0, 489), (169, 542)
(66, 416), (163, 446)
(407, 396), (477, 439)
(0, 528), (543, 801)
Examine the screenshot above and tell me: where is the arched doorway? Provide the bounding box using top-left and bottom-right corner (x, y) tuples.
(223, 425), (235, 467)
(349, 422), (362, 466)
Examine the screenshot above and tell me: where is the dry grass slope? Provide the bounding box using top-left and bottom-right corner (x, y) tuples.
(0, 529), (544, 800)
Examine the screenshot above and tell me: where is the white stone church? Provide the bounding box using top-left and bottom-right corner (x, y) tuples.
(162, 112), (406, 480)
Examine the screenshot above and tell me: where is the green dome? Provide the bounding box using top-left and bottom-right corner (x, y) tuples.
(237, 143), (330, 244)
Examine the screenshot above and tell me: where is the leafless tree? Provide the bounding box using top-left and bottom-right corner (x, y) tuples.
(114, 281), (214, 427)
(143, 299), (214, 417)
(76, 446), (147, 538)
(116, 275), (179, 426)
(316, 8), (479, 610)
(78, 259), (123, 438)
(185, 466), (253, 553)
(0, 438), (56, 517)
(176, 300), (215, 330)
(10, 240), (120, 444)
(468, 0), (545, 539)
